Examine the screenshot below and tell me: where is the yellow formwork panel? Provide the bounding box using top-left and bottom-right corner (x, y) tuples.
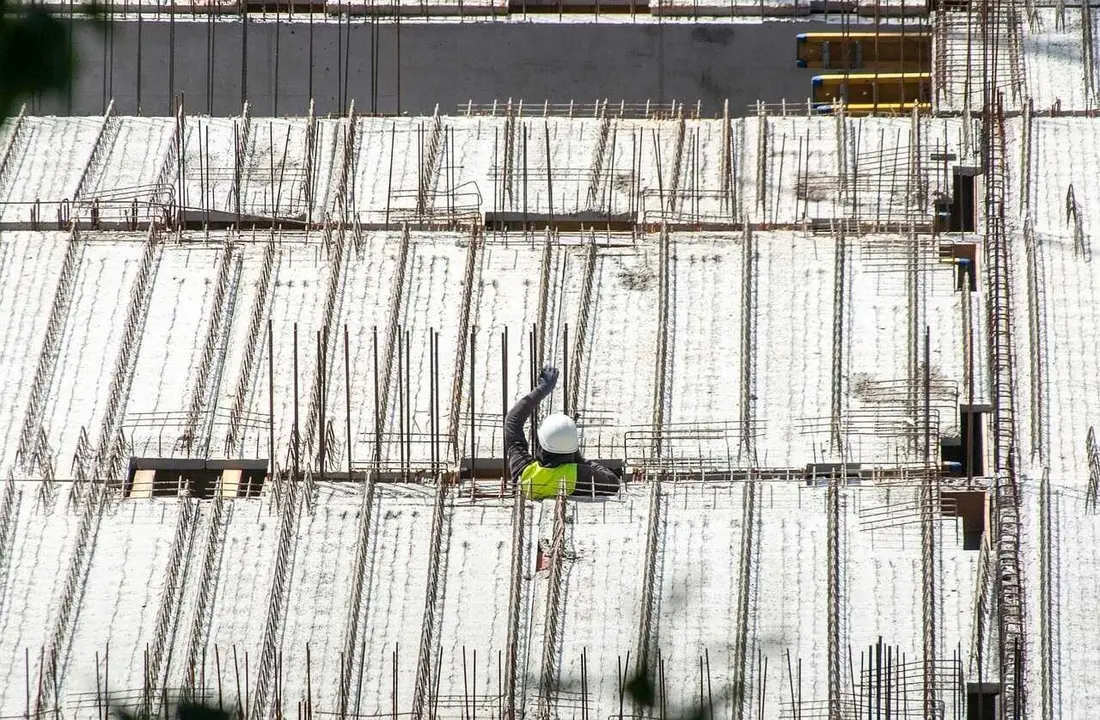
(797, 32), (932, 71)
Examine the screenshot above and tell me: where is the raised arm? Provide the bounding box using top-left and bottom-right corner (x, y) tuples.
(504, 367), (559, 484)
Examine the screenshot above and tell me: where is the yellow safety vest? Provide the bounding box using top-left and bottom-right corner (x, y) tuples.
(520, 462), (578, 500)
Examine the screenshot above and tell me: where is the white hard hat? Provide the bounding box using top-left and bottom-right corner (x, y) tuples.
(537, 413), (580, 454)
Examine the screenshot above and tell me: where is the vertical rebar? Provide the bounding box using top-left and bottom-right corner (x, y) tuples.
(374, 327), (382, 472)
(562, 323), (569, 416)
(502, 328), (509, 489)
(504, 338), (527, 720)
(319, 331), (326, 483)
(537, 491), (569, 720)
(345, 326), (352, 480)
(544, 122), (554, 225)
(430, 328), (437, 477)
(739, 225), (757, 463)
(731, 469), (757, 720)
(831, 228), (847, 455)
(406, 331), (413, 478)
(634, 480), (663, 704)
(269, 319), (275, 475)
(293, 324), (300, 485)
(399, 328), (406, 478)
(470, 328), (477, 481)
(651, 226), (672, 459)
(826, 471), (841, 720)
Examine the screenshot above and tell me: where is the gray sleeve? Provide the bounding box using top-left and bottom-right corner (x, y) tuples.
(576, 461), (621, 497)
(505, 391), (541, 484)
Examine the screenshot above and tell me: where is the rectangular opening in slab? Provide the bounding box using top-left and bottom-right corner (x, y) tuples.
(215, 467), (267, 498)
(810, 72), (932, 105)
(939, 241), (978, 291)
(951, 167), (979, 233)
(509, 0), (649, 12)
(483, 211), (636, 233)
(941, 490), (986, 550)
(177, 209), (310, 232)
(941, 405), (987, 478)
(966, 682), (999, 720)
(246, 0), (325, 11)
(803, 462), (863, 486)
(127, 469), (158, 499)
(125, 458), (269, 499)
(960, 406), (987, 477)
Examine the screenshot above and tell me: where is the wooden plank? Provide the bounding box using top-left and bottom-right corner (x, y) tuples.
(219, 468), (243, 498)
(130, 469), (156, 498)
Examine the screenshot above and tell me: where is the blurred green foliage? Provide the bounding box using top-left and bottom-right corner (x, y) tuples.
(0, 0), (103, 122)
(624, 667), (709, 720)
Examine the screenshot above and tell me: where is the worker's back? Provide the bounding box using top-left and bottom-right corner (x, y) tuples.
(520, 461), (578, 500)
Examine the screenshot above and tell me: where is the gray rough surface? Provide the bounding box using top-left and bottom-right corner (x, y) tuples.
(29, 19), (842, 117)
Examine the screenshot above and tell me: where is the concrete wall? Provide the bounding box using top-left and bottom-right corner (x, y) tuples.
(29, 18), (842, 117)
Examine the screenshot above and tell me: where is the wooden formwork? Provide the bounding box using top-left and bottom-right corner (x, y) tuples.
(797, 31), (932, 71)
(811, 72), (933, 105)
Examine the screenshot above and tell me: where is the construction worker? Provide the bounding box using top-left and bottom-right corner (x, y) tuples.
(505, 366), (620, 500)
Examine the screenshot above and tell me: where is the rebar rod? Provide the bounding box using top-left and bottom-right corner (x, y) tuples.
(504, 471), (526, 720)
(1038, 467), (1054, 720)
(447, 229), (481, 462)
(667, 117), (687, 215)
(73, 100), (120, 205)
(96, 224), (162, 481)
(826, 471), (842, 720)
(830, 228), (847, 455)
(983, 92), (1026, 720)
(537, 490), (569, 720)
(378, 226), (412, 456)
(1024, 217), (1048, 462)
(634, 480), (663, 696)
(15, 227), (84, 473)
(739, 225), (757, 463)
(184, 238), (237, 455)
(731, 471), (757, 720)
(226, 233), (278, 455)
(183, 488), (231, 697)
(568, 239), (598, 416)
(651, 227), (672, 459)
(411, 481), (450, 720)
(921, 329), (938, 720)
(586, 114), (612, 210)
(148, 499), (201, 712)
